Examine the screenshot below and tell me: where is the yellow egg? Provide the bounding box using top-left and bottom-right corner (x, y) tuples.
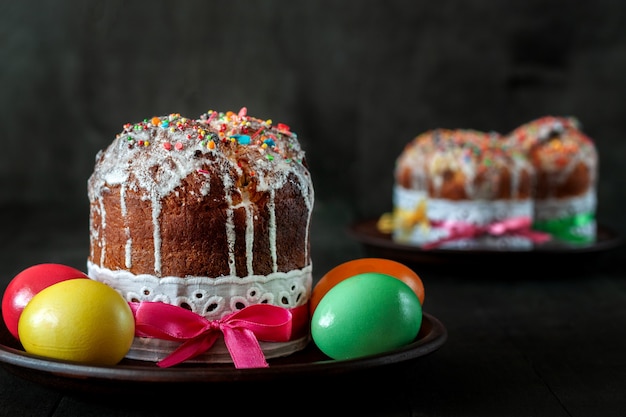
(18, 279), (135, 366)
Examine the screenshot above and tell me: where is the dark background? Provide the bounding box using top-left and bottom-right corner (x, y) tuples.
(1, 0), (625, 278)
(2, 3), (626, 415)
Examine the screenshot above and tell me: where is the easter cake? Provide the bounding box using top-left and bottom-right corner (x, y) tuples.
(392, 128), (541, 249)
(390, 116), (598, 249)
(87, 108), (314, 367)
(504, 116), (598, 244)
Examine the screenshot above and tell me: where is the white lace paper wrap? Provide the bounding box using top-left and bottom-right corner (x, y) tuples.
(87, 261), (312, 362)
(392, 186), (534, 250)
(534, 188), (597, 243)
(535, 188), (596, 221)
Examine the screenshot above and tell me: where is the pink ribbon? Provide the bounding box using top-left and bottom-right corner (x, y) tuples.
(129, 301), (302, 369)
(422, 216), (551, 250)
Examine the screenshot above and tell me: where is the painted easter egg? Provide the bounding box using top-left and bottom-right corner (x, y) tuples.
(18, 279), (135, 366)
(311, 272), (422, 360)
(310, 258), (425, 316)
(2, 263), (88, 340)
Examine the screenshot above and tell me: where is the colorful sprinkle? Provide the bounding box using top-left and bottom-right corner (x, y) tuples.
(230, 134), (251, 145)
(116, 110), (307, 174)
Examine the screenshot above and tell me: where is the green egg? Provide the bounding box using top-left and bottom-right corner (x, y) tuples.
(311, 272), (422, 360)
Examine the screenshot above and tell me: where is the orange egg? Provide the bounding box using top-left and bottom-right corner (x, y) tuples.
(310, 258), (425, 315)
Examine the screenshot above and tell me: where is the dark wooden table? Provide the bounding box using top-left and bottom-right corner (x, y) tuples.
(1, 205), (625, 417)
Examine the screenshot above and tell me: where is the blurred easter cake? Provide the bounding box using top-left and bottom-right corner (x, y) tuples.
(392, 128), (541, 249)
(388, 116), (598, 249)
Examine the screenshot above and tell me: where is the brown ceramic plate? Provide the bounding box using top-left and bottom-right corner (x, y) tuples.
(349, 218), (623, 268)
(0, 312), (446, 393)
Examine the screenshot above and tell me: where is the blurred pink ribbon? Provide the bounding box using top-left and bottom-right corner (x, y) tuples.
(129, 301), (302, 369)
(422, 216), (551, 250)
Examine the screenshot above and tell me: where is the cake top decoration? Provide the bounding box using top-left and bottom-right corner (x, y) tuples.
(89, 108), (311, 204)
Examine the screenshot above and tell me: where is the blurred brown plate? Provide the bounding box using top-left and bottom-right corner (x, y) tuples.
(0, 312), (446, 393)
(349, 218), (623, 267)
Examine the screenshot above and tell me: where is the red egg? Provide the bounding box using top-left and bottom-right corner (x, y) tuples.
(1, 263), (88, 340)
(310, 258), (425, 316)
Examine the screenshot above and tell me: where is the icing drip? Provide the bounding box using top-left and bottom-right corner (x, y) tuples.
(241, 198), (255, 277)
(223, 173), (237, 277)
(97, 195), (106, 266)
(119, 184), (132, 268)
(268, 188), (277, 272)
(150, 188), (162, 276)
(297, 173), (315, 262)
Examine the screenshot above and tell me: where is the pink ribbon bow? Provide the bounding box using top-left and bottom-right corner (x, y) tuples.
(422, 216), (551, 250)
(129, 301), (296, 369)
